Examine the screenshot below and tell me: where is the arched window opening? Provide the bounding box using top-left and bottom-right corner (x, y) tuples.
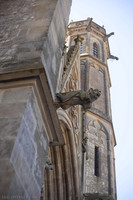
(93, 43), (98, 58)
(94, 146), (99, 177)
(80, 44), (83, 54)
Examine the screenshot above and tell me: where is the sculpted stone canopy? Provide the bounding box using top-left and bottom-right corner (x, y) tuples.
(55, 88), (101, 110)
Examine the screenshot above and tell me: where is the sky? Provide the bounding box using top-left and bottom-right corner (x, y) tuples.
(70, 1), (133, 199)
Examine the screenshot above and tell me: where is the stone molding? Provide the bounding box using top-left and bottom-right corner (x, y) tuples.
(0, 69), (64, 145)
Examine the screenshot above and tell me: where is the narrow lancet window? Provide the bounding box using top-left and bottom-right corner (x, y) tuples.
(80, 44), (83, 54)
(93, 43), (98, 58)
(94, 146), (99, 176)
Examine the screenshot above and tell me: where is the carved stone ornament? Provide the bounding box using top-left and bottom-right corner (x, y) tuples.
(108, 54), (119, 60)
(45, 156), (53, 170)
(55, 88), (101, 111)
(103, 32), (114, 42)
(82, 137), (88, 153)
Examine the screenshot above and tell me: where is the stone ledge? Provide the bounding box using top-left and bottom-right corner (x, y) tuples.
(83, 193), (114, 200)
(0, 69), (64, 146)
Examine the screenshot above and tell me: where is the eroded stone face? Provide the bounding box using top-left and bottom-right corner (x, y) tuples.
(0, 86), (49, 199)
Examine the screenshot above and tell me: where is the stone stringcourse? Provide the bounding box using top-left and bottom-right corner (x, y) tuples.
(83, 193), (114, 200)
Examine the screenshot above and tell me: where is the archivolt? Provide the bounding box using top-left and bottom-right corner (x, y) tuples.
(43, 109), (80, 200)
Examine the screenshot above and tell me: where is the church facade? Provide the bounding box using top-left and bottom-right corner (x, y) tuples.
(0, 1), (117, 199)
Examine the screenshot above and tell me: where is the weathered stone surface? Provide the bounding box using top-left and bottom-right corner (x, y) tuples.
(89, 64), (106, 114)
(83, 115), (109, 194)
(0, 0), (72, 98)
(0, 0), (58, 68)
(0, 103), (26, 118)
(0, 86), (49, 199)
(8, 174), (25, 198)
(0, 118), (21, 139)
(0, 159), (15, 196)
(1, 87), (32, 103)
(42, 0), (72, 97)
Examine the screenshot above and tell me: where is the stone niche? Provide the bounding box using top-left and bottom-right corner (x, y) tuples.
(0, 79), (50, 199)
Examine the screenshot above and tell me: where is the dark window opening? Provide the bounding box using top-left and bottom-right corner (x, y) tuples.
(93, 43), (98, 58)
(94, 146), (99, 176)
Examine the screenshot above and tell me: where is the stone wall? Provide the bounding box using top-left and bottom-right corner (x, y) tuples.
(0, 0), (72, 98)
(83, 114), (109, 195)
(42, 0), (72, 98)
(0, 0), (73, 199)
(89, 61), (107, 114)
(0, 86), (49, 199)
(0, 0), (57, 69)
(83, 113), (116, 199)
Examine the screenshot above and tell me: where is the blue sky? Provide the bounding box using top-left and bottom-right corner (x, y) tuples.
(70, 1), (133, 199)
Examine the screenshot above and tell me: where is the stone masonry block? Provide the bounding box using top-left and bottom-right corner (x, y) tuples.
(1, 87), (32, 104)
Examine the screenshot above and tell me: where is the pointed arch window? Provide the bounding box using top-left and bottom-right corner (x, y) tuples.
(94, 146), (99, 176)
(80, 44), (83, 54)
(93, 43), (98, 58)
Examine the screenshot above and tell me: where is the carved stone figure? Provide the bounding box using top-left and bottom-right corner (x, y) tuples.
(45, 156), (53, 170)
(82, 137), (88, 153)
(108, 54), (119, 60)
(82, 137), (89, 160)
(55, 88), (101, 110)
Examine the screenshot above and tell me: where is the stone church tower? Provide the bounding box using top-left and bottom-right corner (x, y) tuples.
(0, 1), (117, 199)
(65, 18), (117, 200)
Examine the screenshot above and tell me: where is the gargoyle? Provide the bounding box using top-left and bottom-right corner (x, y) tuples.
(108, 54), (119, 60)
(103, 32), (114, 41)
(55, 88), (101, 111)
